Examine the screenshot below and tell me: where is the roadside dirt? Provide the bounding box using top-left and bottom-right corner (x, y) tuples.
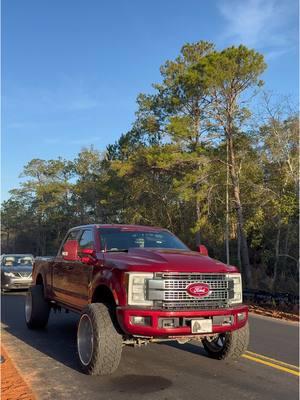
(248, 304), (299, 322)
(1, 346), (36, 400)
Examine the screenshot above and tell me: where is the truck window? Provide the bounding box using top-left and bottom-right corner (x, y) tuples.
(79, 230), (94, 250)
(60, 230), (80, 255)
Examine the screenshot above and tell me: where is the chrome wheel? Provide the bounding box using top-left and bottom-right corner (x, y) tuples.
(204, 333), (227, 352)
(77, 314), (94, 366)
(25, 291), (32, 323)
(203, 323), (249, 360)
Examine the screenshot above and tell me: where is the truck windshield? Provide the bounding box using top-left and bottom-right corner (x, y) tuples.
(98, 229), (189, 252)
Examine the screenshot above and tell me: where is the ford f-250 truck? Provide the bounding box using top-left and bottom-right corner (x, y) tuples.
(25, 224), (249, 375)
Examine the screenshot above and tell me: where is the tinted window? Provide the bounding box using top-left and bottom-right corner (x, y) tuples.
(98, 229), (188, 251)
(79, 230), (94, 249)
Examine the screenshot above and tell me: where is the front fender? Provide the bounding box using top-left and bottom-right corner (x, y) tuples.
(91, 267), (127, 306)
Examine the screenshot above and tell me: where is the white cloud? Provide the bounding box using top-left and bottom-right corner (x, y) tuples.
(218, 0), (298, 58)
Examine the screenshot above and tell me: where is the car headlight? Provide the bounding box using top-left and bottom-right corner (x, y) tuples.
(4, 272), (15, 277)
(226, 273), (243, 304)
(126, 273), (154, 306)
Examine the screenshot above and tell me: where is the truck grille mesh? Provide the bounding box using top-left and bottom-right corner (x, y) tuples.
(14, 272), (32, 278)
(161, 300), (228, 310)
(154, 272), (231, 310)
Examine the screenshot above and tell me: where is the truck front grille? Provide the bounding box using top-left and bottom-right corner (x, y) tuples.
(14, 272), (32, 278)
(164, 289), (229, 301)
(151, 272), (233, 311)
(164, 280), (228, 290)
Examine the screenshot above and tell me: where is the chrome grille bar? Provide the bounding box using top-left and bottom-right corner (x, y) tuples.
(150, 272), (232, 310)
(164, 280), (228, 290)
(164, 290), (229, 301)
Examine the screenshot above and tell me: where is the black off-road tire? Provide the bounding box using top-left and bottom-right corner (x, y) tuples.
(25, 285), (51, 329)
(77, 303), (123, 375)
(202, 321), (249, 360)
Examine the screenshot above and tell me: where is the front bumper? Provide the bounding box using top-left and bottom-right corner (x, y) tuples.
(2, 277), (32, 290)
(117, 305), (248, 337)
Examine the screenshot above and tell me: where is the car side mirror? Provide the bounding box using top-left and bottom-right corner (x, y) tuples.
(196, 245), (208, 256)
(62, 240), (79, 261)
(78, 248), (97, 264)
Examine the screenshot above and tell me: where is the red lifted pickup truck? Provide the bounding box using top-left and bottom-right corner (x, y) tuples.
(25, 224), (249, 375)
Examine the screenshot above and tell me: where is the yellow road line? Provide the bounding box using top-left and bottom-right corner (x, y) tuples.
(246, 350), (300, 370)
(242, 354), (300, 377)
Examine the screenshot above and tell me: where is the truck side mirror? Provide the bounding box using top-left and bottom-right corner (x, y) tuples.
(196, 245), (208, 256)
(78, 248), (97, 264)
(62, 240), (79, 261)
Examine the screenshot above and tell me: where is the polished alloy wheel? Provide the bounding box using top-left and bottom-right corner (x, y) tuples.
(204, 333), (227, 352)
(77, 314), (94, 366)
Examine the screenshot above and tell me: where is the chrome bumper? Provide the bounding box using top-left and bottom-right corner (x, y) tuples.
(2, 277), (32, 290)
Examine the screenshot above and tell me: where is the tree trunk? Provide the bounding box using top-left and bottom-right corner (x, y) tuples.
(225, 140), (230, 265)
(195, 198), (201, 246)
(282, 223), (290, 270)
(194, 104), (201, 247)
(272, 224), (281, 292)
(37, 216), (42, 256)
(6, 230), (10, 251)
(237, 224), (242, 269)
(227, 134), (251, 286)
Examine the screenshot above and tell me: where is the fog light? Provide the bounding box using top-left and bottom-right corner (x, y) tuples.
(237, 312), (246, 321)
(162, 319), (175, 328)
(131, 316), (152, 326)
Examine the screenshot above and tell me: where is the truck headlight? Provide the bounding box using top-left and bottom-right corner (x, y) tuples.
(4, 272), (15, 277)
(226, 273), (243, 304)
(127, 273), (154, 306)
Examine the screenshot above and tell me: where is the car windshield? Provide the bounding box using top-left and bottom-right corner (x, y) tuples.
(98, 228), (189, 251)
(1, 256), (33, 267)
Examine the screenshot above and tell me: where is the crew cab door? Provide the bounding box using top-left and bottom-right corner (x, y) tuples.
(52, 229), (94, 310)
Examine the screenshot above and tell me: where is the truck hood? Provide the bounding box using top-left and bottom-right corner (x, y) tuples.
(103, 248), (238, 273)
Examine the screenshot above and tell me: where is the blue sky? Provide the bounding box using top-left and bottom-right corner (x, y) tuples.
(2, 0), (299, 201)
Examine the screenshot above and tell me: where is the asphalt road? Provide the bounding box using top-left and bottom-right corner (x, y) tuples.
(1, 291), (299, 400)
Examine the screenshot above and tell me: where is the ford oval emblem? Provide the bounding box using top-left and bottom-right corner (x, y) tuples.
(187, 283), (210, 297)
